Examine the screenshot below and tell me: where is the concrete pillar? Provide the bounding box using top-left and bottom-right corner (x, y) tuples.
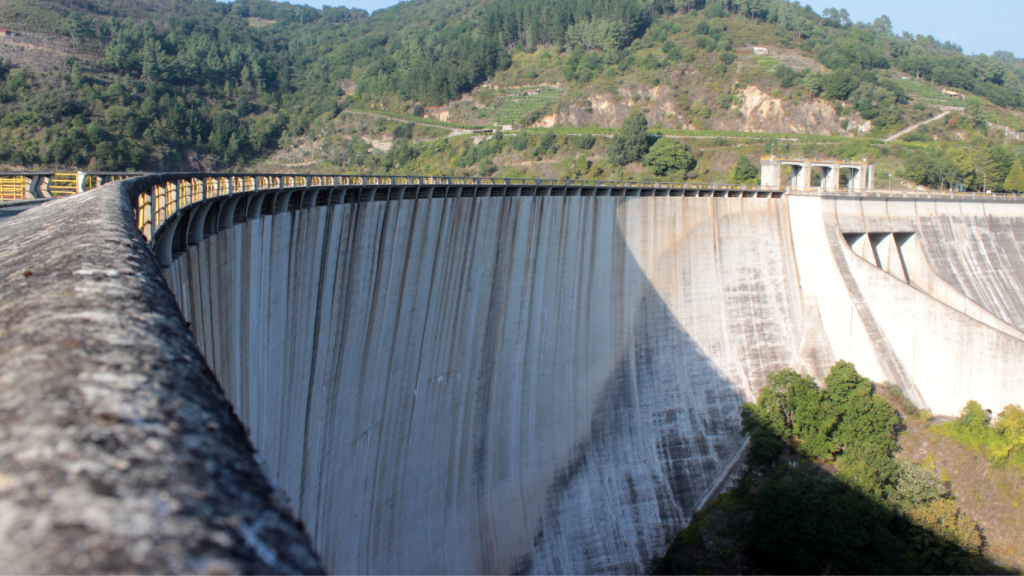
(28, 176), (44, 198)
(759, 158), (782, 187)
(824, 164), (841, 191)
(867, 164), (875, 190)
(791, 164), (812, 189)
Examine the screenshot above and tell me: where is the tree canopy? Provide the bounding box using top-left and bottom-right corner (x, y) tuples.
(728, 155), (760, 184)
(732, 362), (992, 574)
(642, 138), (695, 175)
(1003, 159), (1024, 192)
(610, 108), (649, 165)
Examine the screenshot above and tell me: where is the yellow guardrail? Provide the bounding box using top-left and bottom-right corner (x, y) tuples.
(0, 176), (25, 201)
(0, 171), (147, 201)
(49, 173), (78, 196)
(132, 174), (790, 247)
(120, 171), (1024, 268)
(82, 173), (135, 191)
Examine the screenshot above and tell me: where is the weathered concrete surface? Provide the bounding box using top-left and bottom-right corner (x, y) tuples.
(6, 179), (1024, 575)
(0, 183), (322, 574)
(792, 194), (1024, 416)
(166, 196), (815, 574)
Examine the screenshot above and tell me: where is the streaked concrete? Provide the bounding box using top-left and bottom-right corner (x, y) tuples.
(164, 191), (1024, 574)
(166, 196), (815, 574)
(811, 195), (1024, 415)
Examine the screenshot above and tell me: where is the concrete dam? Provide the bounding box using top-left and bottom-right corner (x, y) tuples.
(1, 174), (1023, 573)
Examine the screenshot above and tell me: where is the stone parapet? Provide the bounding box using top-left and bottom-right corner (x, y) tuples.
(0, 180), (322, 574)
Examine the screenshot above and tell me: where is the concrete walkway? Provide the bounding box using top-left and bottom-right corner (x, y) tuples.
(0, 199), (51, 227)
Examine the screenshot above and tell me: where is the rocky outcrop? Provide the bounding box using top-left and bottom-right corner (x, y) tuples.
(535, 84), (860, 135)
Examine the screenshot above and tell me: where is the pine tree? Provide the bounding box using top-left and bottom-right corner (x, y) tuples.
(610, 108), (649, 166)
(1003, 159), (1024, 193)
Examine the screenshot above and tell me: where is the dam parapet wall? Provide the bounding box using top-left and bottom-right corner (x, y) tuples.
(0, 181), (321, 574)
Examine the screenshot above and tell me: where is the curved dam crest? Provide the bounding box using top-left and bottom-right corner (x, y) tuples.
(166, 195), (811, 573)
(3, 176), (1024, 574)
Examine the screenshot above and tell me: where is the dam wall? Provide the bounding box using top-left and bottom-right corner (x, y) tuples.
(164, 195), (814, 574)
(5, 174), (1024, 574)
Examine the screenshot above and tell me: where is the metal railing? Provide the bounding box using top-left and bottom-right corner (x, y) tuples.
(124, 173), (790, 267)
(761, 155), (869, 166)
(786, 186), (1024, 200)
(110, 172), (1024, 262)
(9, 169), (1021, 266)
(0, 171), (144, 201)
(0, 176), (24, 201)
(48, 173), (79, 196)
(132, 173), (789, 245)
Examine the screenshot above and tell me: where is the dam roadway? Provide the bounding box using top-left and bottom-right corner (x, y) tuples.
(1, 174), (1023, 573)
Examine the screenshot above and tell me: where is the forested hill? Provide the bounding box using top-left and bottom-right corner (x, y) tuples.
(1, 0), (1023, 172)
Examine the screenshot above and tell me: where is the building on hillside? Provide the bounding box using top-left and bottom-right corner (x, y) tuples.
(0, 29), (12, 37)
(523, 89), (541, 96)
(752, 46), (769, 55)
(942, 89), (965, 100)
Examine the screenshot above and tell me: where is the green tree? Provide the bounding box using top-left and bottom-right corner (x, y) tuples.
(957, 400), (989, 433)
(642, 138), (695, 176)
(748, 468), (898, 574)
(965, 97), (985, 127)
(907, 499), (983, 555)
(891, 459), (948, 512)
(392, 122), (414, 140)
(728, 155), (760, 184)
(991, 404), (1024, 464)
(825, 361), (899, 461)
(610, 108), (649, 165)
(1003, 159), (1024, 192)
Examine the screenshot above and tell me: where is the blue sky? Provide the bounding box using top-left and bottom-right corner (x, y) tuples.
(299, 0), (1024, 57)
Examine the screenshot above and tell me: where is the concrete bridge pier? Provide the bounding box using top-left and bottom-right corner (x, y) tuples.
(761, 156), (874, 192)
(822, 164), (839, 191)
(791, 164), (810, 188)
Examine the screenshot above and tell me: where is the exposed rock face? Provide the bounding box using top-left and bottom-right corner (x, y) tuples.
(0, 30), (73, 73)
(542, 85), (682, 129)
(538, 84), (856, 135)
(729, 85), (846, 135)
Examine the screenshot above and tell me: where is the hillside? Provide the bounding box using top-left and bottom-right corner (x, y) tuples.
(0, 0), (1023, 192)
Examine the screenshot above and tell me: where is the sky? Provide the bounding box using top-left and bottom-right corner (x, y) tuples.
(299, 0), (1024, 57)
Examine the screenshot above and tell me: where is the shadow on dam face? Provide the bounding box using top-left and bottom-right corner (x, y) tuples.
(165, 195), (806, 574)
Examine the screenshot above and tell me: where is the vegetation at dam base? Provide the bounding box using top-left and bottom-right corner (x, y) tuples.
(933, 401), (1024, 472)
(651, 361), (1022, 575)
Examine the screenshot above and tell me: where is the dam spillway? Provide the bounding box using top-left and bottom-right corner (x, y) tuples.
(2, 175), (1024, 573)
